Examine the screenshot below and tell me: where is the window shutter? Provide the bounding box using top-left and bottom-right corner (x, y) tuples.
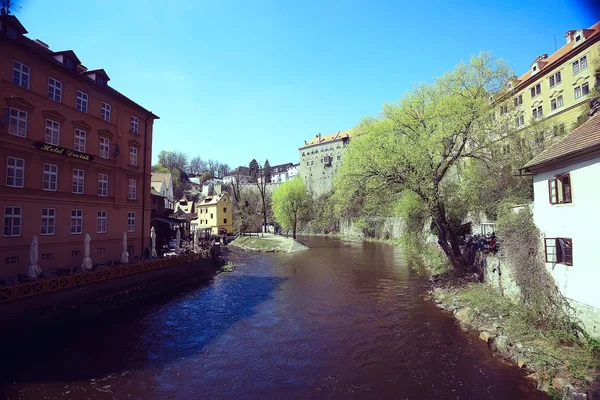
(548, 179), (557, 204)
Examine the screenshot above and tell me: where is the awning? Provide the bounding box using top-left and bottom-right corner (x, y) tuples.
(153, 217), (180, 226)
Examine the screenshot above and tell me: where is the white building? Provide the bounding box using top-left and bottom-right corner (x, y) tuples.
(269, 162), (294, 183)
(151, 172), (174, 210)
(287, 163), (300, 179)
(522, 97), (600, 338)
(202, 178), (223, 197)
(223, 166), (252, 185)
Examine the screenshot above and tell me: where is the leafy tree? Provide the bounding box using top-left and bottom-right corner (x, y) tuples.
(335, 53), (512, 272)
(272, 178), (311, 238)
(249, 159), (271, 231)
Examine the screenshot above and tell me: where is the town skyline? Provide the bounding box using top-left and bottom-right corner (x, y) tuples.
(15, 0), (597, 167)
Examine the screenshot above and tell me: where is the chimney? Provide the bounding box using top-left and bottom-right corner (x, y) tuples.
(565, 30), (576, 44)
(535, 54), (548, 62)
(34, 39), (49, 49)
(317, 133), (322, 142)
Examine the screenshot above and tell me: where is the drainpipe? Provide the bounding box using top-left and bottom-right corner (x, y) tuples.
(142, 115), (151, 259)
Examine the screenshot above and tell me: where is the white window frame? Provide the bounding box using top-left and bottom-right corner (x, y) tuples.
(129, 146), (138, 166)
(98, 173), (108, 197)
(76, 90), (88, 112)
(47, 77), (62, 102)
(41, 208), (56, 236)
(128, 212), (136, 232)
(131, 116), (139, 134)
(12, 60), (29, 89)
(99, 137), (110, 159)
(6, 157), (25, 188)
(3, 206), (22, 237)
(70, 209), (83, 234)
(128, 179), (137, 200)
(101, 102), (111, 122)
(9, 107), (27, 137)
(43, 163), (58, 191)
(74, 129), (86, 152)
(45, 119), (60, 145)
(97, 210), (107, 233)
(72, 169), (85, 194)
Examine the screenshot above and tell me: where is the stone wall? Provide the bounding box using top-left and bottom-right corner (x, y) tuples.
(339, 217), (403, 241)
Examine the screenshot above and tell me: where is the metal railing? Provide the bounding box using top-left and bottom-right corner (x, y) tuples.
(0, 253), (207, 304)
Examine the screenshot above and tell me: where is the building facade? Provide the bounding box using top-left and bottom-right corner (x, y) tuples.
(503, 22), (600, 139)
(298, 130), (353, 196)
(150, 172), (174, 210)
(522, 97), (600, 338)
(0, 15), (158, 277)
(223, 166), (252, 186)
(196, 194), (233, 235)
(287, 163), (299, 180)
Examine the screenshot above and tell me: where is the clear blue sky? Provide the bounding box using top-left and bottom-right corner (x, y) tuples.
(17, 0), (599, 168)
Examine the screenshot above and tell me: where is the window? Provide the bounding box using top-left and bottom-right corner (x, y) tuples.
(43, 163), (58, 191)
(548, 173), (572, 204)
(6, 157), (25, 187)
(5, 256), (18, 264)
(513, 94), (523, 107)
(97, 210), (107, 233)
(12, 60), (29, 88)
(532, 105), (543, 120)
(545, 238), (573, 265)
(128, 212), (136, 232)
(72, 169), (84, 194)
(76, 91), (88, 112)
(224, 218), (227, 223)
(551, 95), (564, 111)
(47, 77), (62, 102)
(97, 248), (106, 254)
(210, 213), (213, 219)
(71, 209), (83, 234)
(549, 71), (562, 88)
(515, 115), (525, 128)
(129, 146), (138, 166)
(97, 76), (105, 86)
(101, 102), (111, 122)
(530, 83), (541, 98)
(65, 57), (74, 70)
(98, 173), (108, 196)
(41, 208), (56, 235)
(572, 55), (587, 75)
(223, 207), (227, 213)
(45, 119), (60, 145)
(128, 179), (137, 200)
(99, 137), (110, 159)
(72, 250), (81, 257)
(131, 116), (139, 133)
(574, 82), (589, 100)
(499, 105), (508, 116)
(553, 124), (566, 137)
(9, 107), (27, 137)
(3, 206), (22, 237)
(41, 253), (53, 261)
(74, 129), (86, 152)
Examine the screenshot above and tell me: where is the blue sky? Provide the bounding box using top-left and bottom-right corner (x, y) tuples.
(17, 0), (598, 168)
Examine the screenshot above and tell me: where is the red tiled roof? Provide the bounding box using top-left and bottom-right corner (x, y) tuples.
(523, 102), (600, 172)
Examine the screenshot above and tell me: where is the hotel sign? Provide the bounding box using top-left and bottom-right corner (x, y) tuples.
(34, 142), (94, 161)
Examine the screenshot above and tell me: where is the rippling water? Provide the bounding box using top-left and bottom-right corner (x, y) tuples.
(1, 237), (547, 399)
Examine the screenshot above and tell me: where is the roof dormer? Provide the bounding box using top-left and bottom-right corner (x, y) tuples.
(0, 13), (27, 39)
(52, 50), (81, 71)
(84, 69), (110, 86)
(530, 54), (548, 76)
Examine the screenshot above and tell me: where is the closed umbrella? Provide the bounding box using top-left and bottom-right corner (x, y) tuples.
(175, 228), (181, 255)
(81, 233), (92, 270)
(27, 236), (42, 279)
(193, 229), (199, 253)
(121, 232), (129, 264)
(150, 226), (158, 259)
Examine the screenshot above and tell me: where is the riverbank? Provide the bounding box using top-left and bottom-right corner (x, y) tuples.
(230, 234), (309, 253)
(429, 282), (599, 399)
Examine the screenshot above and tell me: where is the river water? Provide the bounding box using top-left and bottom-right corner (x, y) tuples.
(1, 237), (548, 399)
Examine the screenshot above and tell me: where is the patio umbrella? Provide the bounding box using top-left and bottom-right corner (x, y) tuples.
(27, 235), (42, 279)
(81, 233), (93, 270)
(175, 228), (181, 255)
(150, 226), (158, 258)
(193, 229), (199, 253)
(121, 232), (129, 264)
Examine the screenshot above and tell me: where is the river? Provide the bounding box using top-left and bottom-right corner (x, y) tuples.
(1, 236), (548, 399)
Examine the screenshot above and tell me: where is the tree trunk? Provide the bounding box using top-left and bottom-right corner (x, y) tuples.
(430, 202), (468, 272)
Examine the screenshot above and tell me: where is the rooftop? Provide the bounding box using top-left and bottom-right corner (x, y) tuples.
(299, 129), (354, 150)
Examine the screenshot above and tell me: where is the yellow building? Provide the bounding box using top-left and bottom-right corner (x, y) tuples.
(196, 193), (233, 235)
(506, 21), (600, 137)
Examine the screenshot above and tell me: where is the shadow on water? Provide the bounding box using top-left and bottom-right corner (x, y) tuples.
(0, 274), (286, 386)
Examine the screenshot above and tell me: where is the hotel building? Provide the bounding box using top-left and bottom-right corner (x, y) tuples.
(0, 14), (158, 277)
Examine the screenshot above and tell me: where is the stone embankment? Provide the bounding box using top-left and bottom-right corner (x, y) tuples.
(230, 234), (309, 253)
(428, 281), (597, 400)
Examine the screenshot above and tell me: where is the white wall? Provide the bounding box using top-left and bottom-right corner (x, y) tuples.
(532, 156), (600, 309)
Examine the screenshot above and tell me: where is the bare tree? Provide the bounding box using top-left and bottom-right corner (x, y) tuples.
(217, 163), (230, 178)
(249, 159), (271, 232)
(189, 156), (206, 176)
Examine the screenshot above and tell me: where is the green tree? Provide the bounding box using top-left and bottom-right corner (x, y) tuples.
(272, 178), (311, 239)
(335, 52), (512, 272)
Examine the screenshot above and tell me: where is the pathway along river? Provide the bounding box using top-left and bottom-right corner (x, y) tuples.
(1, 237), (548, 399)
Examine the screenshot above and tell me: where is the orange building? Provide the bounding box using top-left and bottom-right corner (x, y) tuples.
(0, 14), (158, 277)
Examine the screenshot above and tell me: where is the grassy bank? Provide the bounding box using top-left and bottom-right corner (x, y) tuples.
(432, 283), (599, 398)
(230, 234), (309, 253)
